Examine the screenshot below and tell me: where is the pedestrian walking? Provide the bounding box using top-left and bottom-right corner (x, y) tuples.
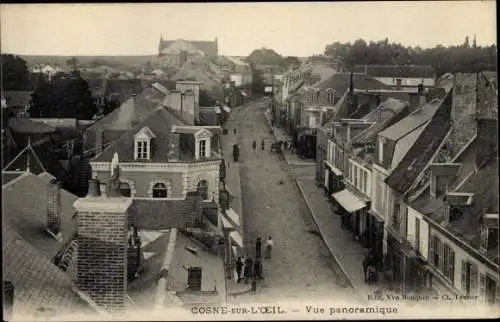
(363, 250), (377, 284)
(233, 127), (237, 135)
(244, 257), (253, 284)
(253, 259), (263, 279)
(252, 140), (257, 151)
(235, 257), (244, 283)
(261, 139), (265, 151)
(255, 237), (262, 259)
(264, 236), (273, 259)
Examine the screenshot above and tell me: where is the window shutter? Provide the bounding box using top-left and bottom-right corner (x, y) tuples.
(479, 273), (486, 302)
(449, 249), (455, 283)
(438, 239), (444, 271)
(470, 264), (478, 296)
(461, 260), (468, 293)
(429, 235), (435, 266)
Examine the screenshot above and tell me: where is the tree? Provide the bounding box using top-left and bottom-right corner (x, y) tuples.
(1, 54), (31, 90)
(281, 56), (301, 69)
(30, 72), (97, 119)
(246, 48), (283, 66)
(249, 62), (265, 96)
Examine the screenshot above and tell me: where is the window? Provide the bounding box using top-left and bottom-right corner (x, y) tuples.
(378, 137), (385, 164)
(353, 165), (358, 187)
(120, 182), (131, 197)
(479, 273), (486, 302)
(199, 139), (207, 158)
(362, 171), (368, 194)
(392, 201), (401, 230)
(136, 140), (149, 160)
(461, 261), (478, 295)
(197, 180), (209, 200)
(415, 218), (421, 252)
(443, 244), (455, 283)
(430, 235), (441, 268)
(396, 78), (402, 87)
(152, 182), (168, 198)
(349, 163), (353, 182)
(375, 174), (383, 213)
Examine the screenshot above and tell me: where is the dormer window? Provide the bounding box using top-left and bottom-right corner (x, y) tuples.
(480, 213), (499, 252)
(194, 128), (212, 160)
(134, 126), (156, 161)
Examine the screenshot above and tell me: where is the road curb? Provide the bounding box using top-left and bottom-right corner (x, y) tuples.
(294, 179), (355, 291)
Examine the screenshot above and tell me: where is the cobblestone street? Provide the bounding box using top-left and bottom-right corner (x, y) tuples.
(226, 98), (356, 304)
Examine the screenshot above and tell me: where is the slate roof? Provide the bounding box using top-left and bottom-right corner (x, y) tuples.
(1, 90), (33, 107)
(352, 65), (436, 79)
(2, 223), (93, 318)
(385, 92), (452, 194)
(352, 98), (410, 145)
(199, 107), (220, 126)
(84, 87), (165, 150)
(128, 198), (195, 230)
(2, 172), (78, 260)
(378, 98), (443, 141)
(314, 73), (392, 93)
(9, 118), (56, 134)
(127, 229), (225, 308)
(93, 107), (192, 163)
(171, 57), (222, 92)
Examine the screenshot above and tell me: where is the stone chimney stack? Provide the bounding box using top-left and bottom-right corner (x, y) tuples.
(47, 179), (62, 236)
(176, 81), (201, 124)
(73, 176), (132, 312)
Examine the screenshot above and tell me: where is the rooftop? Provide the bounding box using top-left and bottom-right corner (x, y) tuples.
(385, 92), (452, 194)
(1, 90), (33, 107)
(352, 64), (436, 79)
(2, 172), (79, 260)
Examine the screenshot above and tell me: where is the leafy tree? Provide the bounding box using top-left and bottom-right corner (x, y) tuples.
(30, 72), (97, 119)
(281, 56), (301, 69)
(323, 38), (497, 77)
(1, 54), (31, 90)
(246, 47), (283, 66)
(249, 62), (265, 96)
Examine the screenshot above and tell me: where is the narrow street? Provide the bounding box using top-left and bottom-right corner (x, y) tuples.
(227, 98), (356, 304)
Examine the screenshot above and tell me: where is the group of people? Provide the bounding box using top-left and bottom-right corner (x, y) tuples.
(252, 139), (266, 152)
(362, 250), (379, 284)
(234, 236), (274, 285)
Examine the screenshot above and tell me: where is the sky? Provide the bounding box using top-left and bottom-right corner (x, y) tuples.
(1, 2), (496, 57)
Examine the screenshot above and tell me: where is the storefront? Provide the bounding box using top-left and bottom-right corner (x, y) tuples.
(385, 231), (404, 291)
(324, 160), (344, 195)
(365, 210), (385, 271)
(331, 188), (368, 237)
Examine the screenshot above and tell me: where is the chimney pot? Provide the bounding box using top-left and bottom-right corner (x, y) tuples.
(87, 179), (101, 197)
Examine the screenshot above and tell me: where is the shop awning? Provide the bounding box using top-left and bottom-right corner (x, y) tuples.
(222, 105), (231, 113)
(240, 91), (247, 97)
(226, 208), (240, 226)
(324, 160), (343, 176)
(332, 189), (367, 213)
(232, 246), (238, 257)
(230, 231), (243, 248)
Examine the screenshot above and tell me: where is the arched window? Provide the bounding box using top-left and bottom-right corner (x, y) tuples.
(152, 182), (168, 198)
(197, 180), (209, 200)
(120, 182), (131, 197)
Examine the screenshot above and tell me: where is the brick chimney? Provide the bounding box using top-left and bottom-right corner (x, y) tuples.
(73, 178), (132, 312)
(187, 267), (202, 291)
(176, 81), (201, 123)
(47, 179), (62, 236)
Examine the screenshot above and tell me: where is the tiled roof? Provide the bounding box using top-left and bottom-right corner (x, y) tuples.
(314, 73), (392, 93)
(378, 98), (443, 141)
(352, 65), (436, 78)
(1, 90), (33, 107)
(352, 98), (409, 145)
(2, 172), (78, 260)
(385, 93), (452, 194)
(2, 223), (93, 318)
(9, 118), (56, 134)
(171, 57), (222, 92)
(92, 107), (188, 163)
